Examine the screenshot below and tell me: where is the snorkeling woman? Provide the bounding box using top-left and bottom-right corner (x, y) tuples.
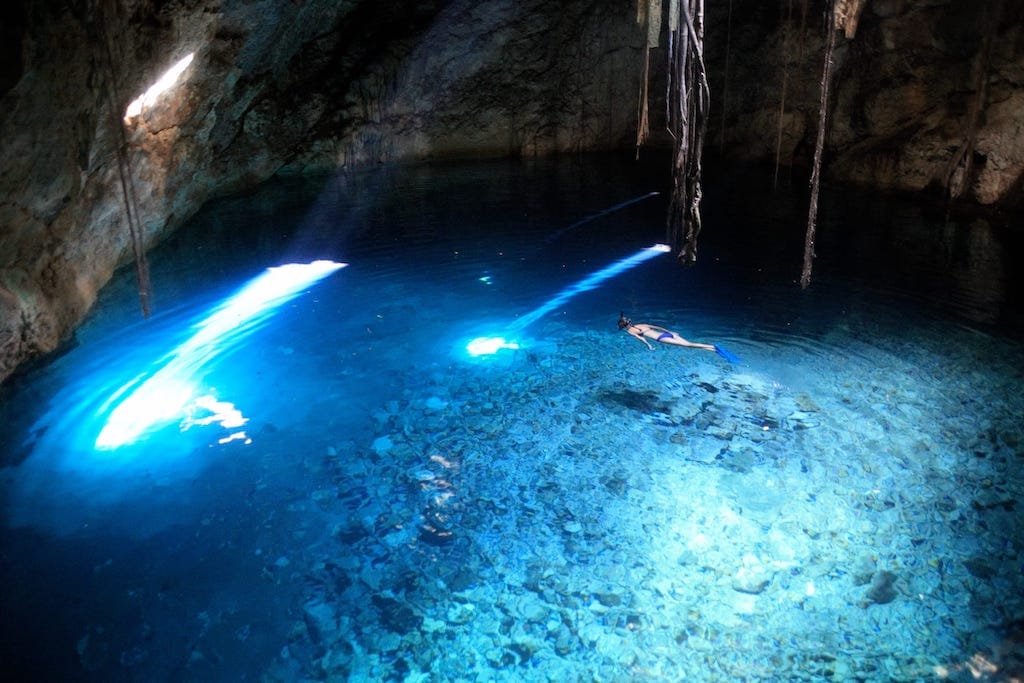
(617, 312), (716, 352)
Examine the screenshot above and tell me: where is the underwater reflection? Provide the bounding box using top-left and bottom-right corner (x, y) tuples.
(3, 260), (344, 537)
(96, 260), (344, 449)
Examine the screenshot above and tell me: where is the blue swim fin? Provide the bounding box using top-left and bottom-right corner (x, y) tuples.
(714, 345), (741, 364)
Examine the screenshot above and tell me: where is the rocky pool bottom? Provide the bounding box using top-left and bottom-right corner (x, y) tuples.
(245, 321), (1024, 682)
(6, 314), (1021, 682)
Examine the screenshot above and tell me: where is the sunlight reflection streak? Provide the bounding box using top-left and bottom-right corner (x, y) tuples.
(464, 244), (670, 357)
(94, 260), (345, 449)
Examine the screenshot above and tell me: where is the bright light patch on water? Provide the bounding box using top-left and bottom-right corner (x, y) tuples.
(507, 243), (669, 333)
(466, 336), (519, 357)
(95, 260), (345, 449)
(184, 395), (251, 445)
(463, 244), (669, 357)
(94, 375), (195, 450)
(124, 53), (195, 121)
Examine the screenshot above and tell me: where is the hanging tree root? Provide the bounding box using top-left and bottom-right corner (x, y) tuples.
(800, 2), (839, 289)
(90, 0), (153, 317)
(939, 0), (1002, 201)
(668, 0), (710, 266)
(800, 0), (867, 289)
(717, 0), (732, 154)
(773, 0), (794, 191)
(634, 0), (708, 267)
(635, 0), (661, 156)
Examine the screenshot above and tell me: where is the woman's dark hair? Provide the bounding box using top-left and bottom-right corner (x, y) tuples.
(617, 312), (631, 330)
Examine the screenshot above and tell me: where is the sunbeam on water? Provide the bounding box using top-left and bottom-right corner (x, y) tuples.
(463, 243), (670, 358)
(507, 243), (670, 333)
(96, 260), (345, 449)
(0, 260), (344, 537)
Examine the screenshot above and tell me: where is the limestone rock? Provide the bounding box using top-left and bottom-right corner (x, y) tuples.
(704, 0), (1024, 205)
(731, 554), (774, 595)
(863, 569), (900, 606)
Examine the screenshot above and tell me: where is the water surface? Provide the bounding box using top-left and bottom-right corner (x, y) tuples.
(1, 155), (1022, 681)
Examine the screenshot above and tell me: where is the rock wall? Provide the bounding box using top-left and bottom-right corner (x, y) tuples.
(1, 0), (1022, 384)
(703, 0), (1024, 203)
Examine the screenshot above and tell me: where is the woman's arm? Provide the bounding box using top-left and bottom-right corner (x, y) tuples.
(629, 328), (655, 350)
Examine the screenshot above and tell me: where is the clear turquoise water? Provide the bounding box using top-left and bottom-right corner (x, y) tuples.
(1, 156), (1022, 681)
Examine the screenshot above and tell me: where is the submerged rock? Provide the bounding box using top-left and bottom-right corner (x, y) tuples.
(372, 435), (394, 455)
(418, 522), (454, 546)
(863, 570), (899, 606)
(731, 555), (774, 595)
(963, 558), (998, 580)
(372, 595), (422, 634)
(303, 599), (339, 646)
